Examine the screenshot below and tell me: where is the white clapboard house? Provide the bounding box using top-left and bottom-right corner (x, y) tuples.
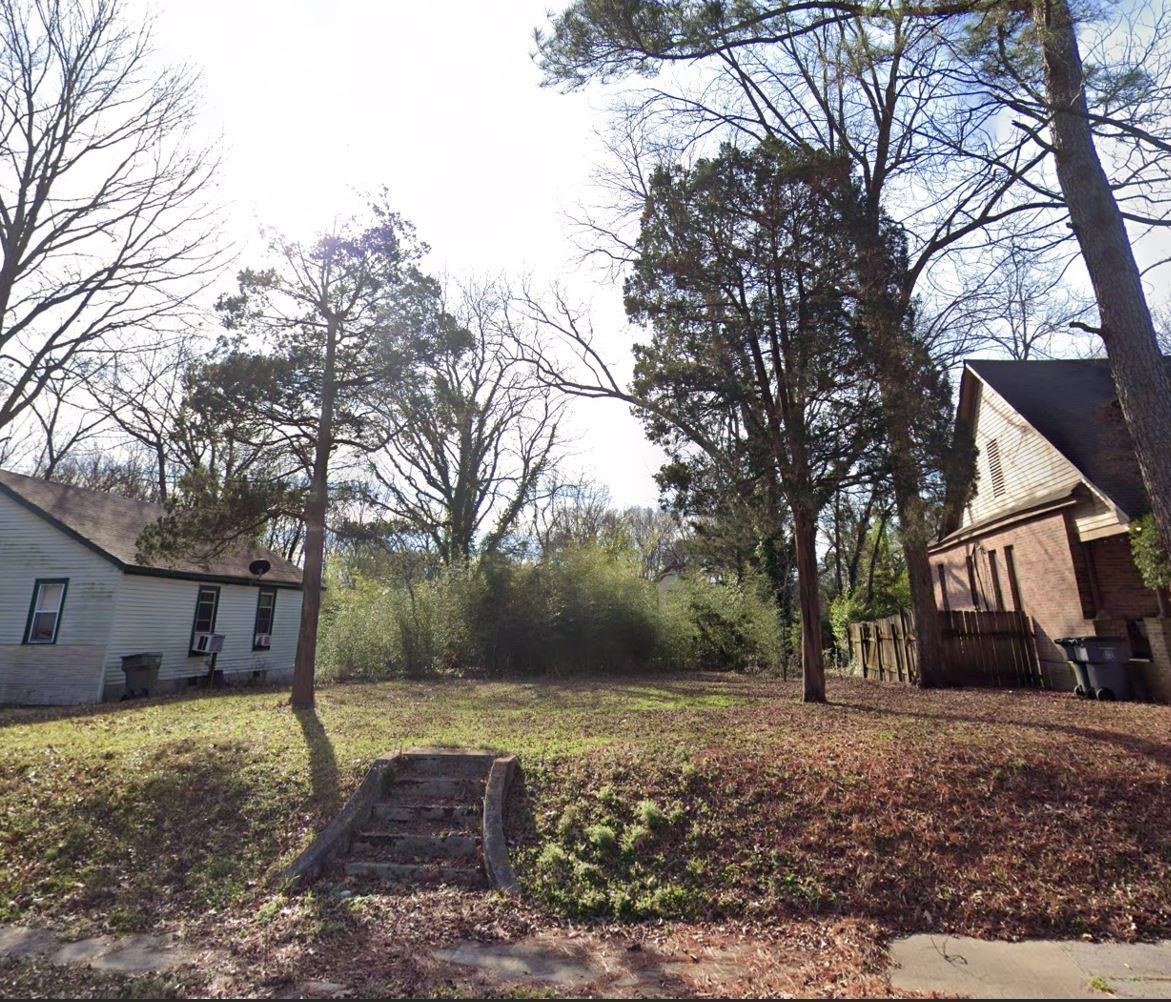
(0, 470), (303, 704)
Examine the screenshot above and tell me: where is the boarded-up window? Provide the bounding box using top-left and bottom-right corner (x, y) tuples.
(988, 550), (1005, 611)
(1004, 545), (1023, 611)
(987, 439), (1006, 497)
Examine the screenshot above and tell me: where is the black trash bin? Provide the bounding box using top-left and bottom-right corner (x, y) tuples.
(1054, 637), (1132, 700)
(120, 652), (162, 698)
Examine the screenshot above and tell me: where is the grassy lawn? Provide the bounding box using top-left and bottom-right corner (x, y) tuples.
(2, 674), (1170, 996)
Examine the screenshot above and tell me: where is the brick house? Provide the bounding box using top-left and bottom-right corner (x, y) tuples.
(928, 359), (1171, 698)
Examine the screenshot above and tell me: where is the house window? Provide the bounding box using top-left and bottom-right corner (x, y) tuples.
(936, 564), (950, 612)
(986, 439), (1006, 498)
(253, 587), (276, 650)
(189, 585), (220, 656)
(1127, 619), (1152, 660)
(1004, 545), (1024, 611)
(988, 550), (1005, 612)
(23, 579), (68, 644)
(966, 555), (980, 608)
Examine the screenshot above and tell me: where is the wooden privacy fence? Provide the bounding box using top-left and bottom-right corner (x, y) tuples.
(847, 609), (1043, 688)
(847, 610), (920, 684)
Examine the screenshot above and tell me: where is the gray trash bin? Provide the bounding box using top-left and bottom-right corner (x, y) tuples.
(120, 652), (162, 698)
(1054, 637), (1132, 700)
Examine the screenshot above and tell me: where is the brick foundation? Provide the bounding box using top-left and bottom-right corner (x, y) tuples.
(1139, 618), (1171, 703)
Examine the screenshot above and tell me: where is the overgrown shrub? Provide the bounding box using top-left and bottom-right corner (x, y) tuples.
(318, 570), (481, 680)
(319, 546), (785, 679)
(828, 571), (911, 651)
(476, 547), (665, 675)
(1130, 513), (1171, 589)
(662, 571), (782, 672)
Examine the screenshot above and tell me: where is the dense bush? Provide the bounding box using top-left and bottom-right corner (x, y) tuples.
(826, 519), (912, 653)
(318, 545), (783, 679)
(664, 571), (782, 673)
(1130, 513), (1171, 590)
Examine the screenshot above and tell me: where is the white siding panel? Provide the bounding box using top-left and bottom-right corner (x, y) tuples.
(1072, 494), (1126, 539)
(963, 383), (1083, 529)
(103, 576), (302, 691)
(0, 493), (119, 704)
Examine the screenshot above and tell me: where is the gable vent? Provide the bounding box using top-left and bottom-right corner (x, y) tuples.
(987, 438), (1006, 498)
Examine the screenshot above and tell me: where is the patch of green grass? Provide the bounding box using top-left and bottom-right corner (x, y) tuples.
(3, 674), (1171, 947)
(0, 676), (748, 932)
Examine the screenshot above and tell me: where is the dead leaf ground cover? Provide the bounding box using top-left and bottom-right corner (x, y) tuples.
(1, 673), (1169, 997)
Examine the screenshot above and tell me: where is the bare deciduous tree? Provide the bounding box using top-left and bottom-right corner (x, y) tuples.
(29, 368), (104, 479)
(369, 282), (564, 564)
(0, 0), (221, 435)
(46, 448), (160, 500)
(86, 338), (197, 500)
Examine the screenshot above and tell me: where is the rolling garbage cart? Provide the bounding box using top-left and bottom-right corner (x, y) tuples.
(1054, 637), (1132, 700)
(120, 652), (163, 699)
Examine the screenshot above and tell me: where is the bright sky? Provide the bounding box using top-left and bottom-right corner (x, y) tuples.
(144, 0), (1171, 512)
(148, 0), (667, 507)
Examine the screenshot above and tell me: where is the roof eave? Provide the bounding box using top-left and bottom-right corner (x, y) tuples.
(962, 363), (1131, 519)
(0, 478), (303, 589)
(0, 478), (127, 570)
(122, 564), (304, 589)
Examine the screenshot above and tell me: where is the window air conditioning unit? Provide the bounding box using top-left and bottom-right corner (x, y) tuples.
(193, 632), (225, 654)
(254, 633), (271, 648)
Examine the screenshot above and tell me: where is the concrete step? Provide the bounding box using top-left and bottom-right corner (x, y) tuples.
(352, 831), (479, 860)
(344, 859), (486, 889)
(388, 777), (482, 803)
(395, 753), (494, 781)
(371, 802), (480, 827)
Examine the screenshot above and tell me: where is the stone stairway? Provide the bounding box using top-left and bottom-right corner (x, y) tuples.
(342, 750), (494, 889)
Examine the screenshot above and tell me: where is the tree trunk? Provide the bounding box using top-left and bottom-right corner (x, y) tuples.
(832, 491), (844, 596)
(1034, 0), (1171, 560)
(155, 441), (168, 503)
(857, 227), (946, 688)
(886, 443), (945, 686)
(291, 317), (338, 709)
(793, 504), (825, 703)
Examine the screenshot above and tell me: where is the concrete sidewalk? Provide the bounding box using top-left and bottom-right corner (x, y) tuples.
(890, 934), (1171, 999)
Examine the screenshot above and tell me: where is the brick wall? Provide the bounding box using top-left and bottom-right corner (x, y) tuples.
(931, 511), (1089, 684)
(1141, 619), (1171, 702)
(931, 513), (1166, 694)
(1086, 534), (1161, 620)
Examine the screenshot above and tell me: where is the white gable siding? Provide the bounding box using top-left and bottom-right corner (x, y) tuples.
(0, 493), (119, 704)
(103, 576), (301, 693)
(1072, 493), (1125, 539)
(963, 382), (1086, 529)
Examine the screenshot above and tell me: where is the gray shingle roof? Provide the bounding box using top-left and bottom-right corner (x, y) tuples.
(967, 357), (1168, 519)
(0, 469), (302, 587)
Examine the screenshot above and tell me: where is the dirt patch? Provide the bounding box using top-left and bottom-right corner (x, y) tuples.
(0, 924), (195, 973)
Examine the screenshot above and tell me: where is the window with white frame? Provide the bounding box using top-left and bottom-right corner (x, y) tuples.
(24, 579), (68, 644)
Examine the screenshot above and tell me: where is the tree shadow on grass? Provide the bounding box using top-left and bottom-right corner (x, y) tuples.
(294, 706), (342, 815)
(0, 681), (291, 730)
(1, 738), (293, 929)
(832, 696), (1171, 769)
